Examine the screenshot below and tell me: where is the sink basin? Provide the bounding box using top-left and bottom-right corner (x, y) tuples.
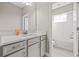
(22, 33), (37, 37)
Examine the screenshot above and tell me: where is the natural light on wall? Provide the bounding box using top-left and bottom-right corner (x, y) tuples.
(25, 2), (32, 6)
(53, 13), (67, 23)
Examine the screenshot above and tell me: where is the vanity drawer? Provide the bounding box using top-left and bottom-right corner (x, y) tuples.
(3, 41), (25, 56)
(7, 49), (26, 57)
(28, 37), (40, 46)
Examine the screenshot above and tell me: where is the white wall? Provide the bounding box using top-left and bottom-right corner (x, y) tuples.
(36, 2), (49, 33)
(0, 2), (22, 34)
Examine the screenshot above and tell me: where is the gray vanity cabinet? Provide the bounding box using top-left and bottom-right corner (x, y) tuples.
(41, 40), (46, 57)
(28, 42), (40, 57)
(41, 35), (46, 57)
(7, 49), (26, 57)
(28, 37), (40, 57)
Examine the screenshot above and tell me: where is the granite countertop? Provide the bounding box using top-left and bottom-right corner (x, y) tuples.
(0, 32), (46, 46)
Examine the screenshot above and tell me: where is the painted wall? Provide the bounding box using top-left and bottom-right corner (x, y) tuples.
(0, 2), (22, 34)
(36, 2), (49, 33)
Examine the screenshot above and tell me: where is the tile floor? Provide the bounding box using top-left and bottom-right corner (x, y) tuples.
(51, 47), (74, 57)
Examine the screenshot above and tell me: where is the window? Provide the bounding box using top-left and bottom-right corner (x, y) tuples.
(24, 17), (29, 31)
(53, 13), (67, 23)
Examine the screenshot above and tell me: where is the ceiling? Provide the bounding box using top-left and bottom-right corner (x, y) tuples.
(10, 2), (26, 8)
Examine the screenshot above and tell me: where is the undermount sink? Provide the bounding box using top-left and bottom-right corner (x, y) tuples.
(25, 33), (34, 36)
(22, 33), (38, 37)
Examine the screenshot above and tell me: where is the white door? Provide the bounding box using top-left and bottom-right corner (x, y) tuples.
(28, 42), (40, 57)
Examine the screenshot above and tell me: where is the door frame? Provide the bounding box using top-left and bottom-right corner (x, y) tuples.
(72, 2), (78, 56)
(48, 2), (52, 57)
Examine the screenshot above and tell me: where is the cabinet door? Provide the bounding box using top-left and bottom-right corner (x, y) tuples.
(41, 40), (46, 57)
(28, 42), (40, 57)
(7, 49), (26, 57)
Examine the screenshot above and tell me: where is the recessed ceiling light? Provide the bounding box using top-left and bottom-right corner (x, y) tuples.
(25, 2), (32, 6)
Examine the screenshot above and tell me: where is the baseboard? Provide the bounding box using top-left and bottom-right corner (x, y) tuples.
(54, 46), (73, 52)
(45, 52), (50, 57)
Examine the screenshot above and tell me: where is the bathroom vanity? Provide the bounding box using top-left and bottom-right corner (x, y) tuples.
(0, 33), (47, 57)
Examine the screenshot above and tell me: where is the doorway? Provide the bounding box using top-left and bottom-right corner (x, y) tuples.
(50, 2), (78, 57)
(52, 11), (73, 57)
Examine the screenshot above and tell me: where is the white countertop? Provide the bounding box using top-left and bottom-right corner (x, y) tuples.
(0, 32), (46, 46)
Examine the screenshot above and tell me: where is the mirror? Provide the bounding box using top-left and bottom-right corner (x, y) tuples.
(22, 15), (29, 34)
